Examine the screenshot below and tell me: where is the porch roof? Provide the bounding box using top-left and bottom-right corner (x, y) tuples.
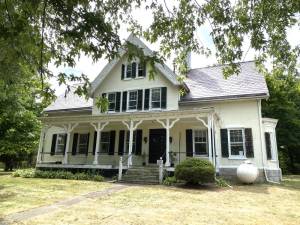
(40, 108), (214, 125)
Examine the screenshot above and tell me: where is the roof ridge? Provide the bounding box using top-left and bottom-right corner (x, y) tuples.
(189, 60), (255, 71)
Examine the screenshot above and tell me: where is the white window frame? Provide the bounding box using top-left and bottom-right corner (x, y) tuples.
(125, 63), (132, 79)
(127, 90), (138, 111)
(265, 131), (276, 161)
(99, 131), (110, 154)
(150, 88), (161, 110)
(55, 133), (66, 154)
(137, 63), (145, 78)
(228, 128), (246, 159)
(76, 133), (89, 154)
(107, 92), (116, 112)
(193, 129), (208, 157)
(124, 130), (137, 154)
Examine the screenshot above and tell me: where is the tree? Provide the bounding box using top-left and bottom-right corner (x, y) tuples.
(0, 0), (299, 100)
(262, 67), (300, 174)
(0, 71), (48, 170)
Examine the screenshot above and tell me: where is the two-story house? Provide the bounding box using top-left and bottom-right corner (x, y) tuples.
(37, 34), (281, 183)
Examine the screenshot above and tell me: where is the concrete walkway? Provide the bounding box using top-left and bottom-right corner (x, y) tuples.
(1, 184), (128, 225)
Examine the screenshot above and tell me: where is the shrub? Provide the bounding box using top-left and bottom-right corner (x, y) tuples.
(175, 158), (215, 185)
(12, 168), (35, 178)
(163, 176), (177, 186)
(12, 169), (104, 182)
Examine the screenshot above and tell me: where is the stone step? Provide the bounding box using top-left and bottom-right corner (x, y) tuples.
(125, 171), (158, 175)
(122, 175), (159, 180)
(119, 180), (159, 185)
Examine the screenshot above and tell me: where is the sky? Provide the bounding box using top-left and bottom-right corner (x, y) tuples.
(48, 3), (300, 96)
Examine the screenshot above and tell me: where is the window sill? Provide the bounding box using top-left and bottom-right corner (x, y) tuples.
(123, 77), (145, 81)
(193, 155), (209, 158)
(228, 157), (247, 160)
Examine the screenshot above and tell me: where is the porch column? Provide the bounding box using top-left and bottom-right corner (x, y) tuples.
(91, 122), (109, 165)
(36, 125), (49, 164)
(157, 118), (179, 167)
(196, 115), (213, 163)
(207, 114), (213, 164)
(122, 120), (143, 167)
(63, 123), (79, 164)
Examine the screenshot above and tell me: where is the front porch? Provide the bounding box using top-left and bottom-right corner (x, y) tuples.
(37, 108), (218, 172)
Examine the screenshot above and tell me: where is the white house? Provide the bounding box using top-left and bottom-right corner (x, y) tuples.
(36, 35), (281, 183)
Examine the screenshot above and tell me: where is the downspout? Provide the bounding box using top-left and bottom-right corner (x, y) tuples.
(257, 100), (280, 184)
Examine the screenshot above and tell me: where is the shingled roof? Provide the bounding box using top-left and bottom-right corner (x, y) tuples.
(44, 88), (93, 113)
(180, 61), (269, 103)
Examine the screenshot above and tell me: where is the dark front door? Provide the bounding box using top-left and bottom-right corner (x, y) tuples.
(149, 129), (166, 164)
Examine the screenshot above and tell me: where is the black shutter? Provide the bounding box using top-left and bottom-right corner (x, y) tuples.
(161, 87), (167, 109)
(245, 128), (254, 158)
(109, 131), (116, 155)
(72, 133), (78, 155)
(86, 133), (90, 155)
(137, 90), (143, 110)
(135, 129), (143, 155)
(93, 131), (97, 155)
(50, 134), (57, 155)
(132, 62), (136, 78)
(118, 130), (125, 155)
(144, 89), (150, 110)
(265, 132), (272, 160)
(122, 91), (127, 112)
(116, 92), (121, 112)
(63, 134), (67, 154)
(142, 63), (146, 77)
(121, 64), (125, 80)
(186, 129), (193, 157)
(221, 129), (229, 157)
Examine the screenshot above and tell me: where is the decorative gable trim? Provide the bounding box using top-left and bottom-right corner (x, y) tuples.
(90, 34), (181, 96)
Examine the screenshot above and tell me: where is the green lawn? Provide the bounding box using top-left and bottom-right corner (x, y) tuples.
(1, 174), (300, 225)
(0, 173), (111, 218)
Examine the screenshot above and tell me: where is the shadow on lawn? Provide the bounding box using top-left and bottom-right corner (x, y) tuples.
(155, 178), (300, 195)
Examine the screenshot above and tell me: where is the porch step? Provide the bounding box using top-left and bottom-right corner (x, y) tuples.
(120, 166), (160, 184)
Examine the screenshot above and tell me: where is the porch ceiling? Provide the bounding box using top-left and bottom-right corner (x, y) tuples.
(40, 108), (214, 125)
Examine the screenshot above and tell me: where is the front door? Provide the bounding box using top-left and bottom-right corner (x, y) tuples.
(149, 129), (166, 164)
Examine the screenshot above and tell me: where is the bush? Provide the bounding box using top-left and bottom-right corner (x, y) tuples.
(163, 176), (177, 186)
(175, 158), (215, 185)
(12, 169), (104, 182)
(12, 168), (35, 178)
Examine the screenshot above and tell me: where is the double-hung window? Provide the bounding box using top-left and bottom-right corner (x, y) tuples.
(55, 134), (66, 154)
(128, 90), (138, 110)
(124, 131), (137, 154)
(100, 132), (110, 154)
(228, 129), (245, 157)
(77, 133), (89, 154)
(138, 63), (145, 77)
(194, 130), (208, 156)
(107, 92), (116, 112)
(126, 63), (132, 78)
(151, 88), (161, 109)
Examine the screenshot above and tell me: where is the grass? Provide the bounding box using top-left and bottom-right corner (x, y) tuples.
(4, 175), (299, 225)
(0, 173), (111, 218)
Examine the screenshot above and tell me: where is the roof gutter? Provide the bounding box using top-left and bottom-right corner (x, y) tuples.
(179, 93), (269, 105)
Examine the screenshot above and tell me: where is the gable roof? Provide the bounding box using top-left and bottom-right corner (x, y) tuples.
(44, 87), (93, 113)
(180, 61), (269, 103)
(90, 34), (179, 96)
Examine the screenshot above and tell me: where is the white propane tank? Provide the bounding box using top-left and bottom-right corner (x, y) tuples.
(237, 160), (259, 184)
